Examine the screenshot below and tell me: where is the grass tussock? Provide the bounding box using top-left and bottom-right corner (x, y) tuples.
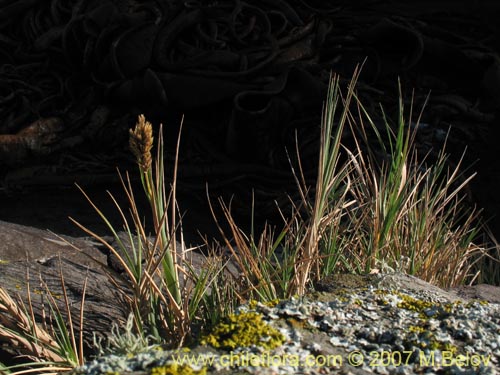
(0, 265), (86, 374)
(340, 87), (485, 287)
(0, 70), (496, 373)
(214, 70), (490, 303)
(70, 115), (220, 349)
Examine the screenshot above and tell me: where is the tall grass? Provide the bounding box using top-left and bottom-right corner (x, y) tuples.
(0, 265), (86, 374)
(71, 115), (219, 347)
(0, 70), (494, 373)
(214, 70), (489, 302)
(0, 114), (224, 373)
(340, 86), (485, 286)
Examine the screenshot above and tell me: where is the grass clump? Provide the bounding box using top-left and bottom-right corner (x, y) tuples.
(0, 69), (495, 373)
(0, 114), (220, 373)
(71, 114), (221, 348)
(0, 266), (86, 374)
(210, 69), (359, 302)
(341, 87), (485, 286)
(214, 68), (490, 306)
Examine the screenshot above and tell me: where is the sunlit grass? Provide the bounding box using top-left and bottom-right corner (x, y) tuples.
(339, 85), (485, 286)
(213, 70), (490, 302)
(0, 70), (495, 373)
(71, 115), (220, 348)
(0, 264), (86, 374)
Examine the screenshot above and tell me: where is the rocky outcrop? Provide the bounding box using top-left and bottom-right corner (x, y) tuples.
(0, 220), (121, 339)
(74, 274), (500, 375)
(315, 273), (500, 304)
(1, 219), (499, 372)
(0, 220), (222, 355)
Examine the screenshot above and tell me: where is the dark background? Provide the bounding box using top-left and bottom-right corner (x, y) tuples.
(1, 0), (499, 256)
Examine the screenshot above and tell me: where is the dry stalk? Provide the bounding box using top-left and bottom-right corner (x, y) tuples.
(0, 287), (66, 363)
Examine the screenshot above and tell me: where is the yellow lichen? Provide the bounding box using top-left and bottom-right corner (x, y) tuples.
(286, 317), (309, 330)
(201, 312), (285, 350)
(353, 298), (363, 306)
(249, 299), (281, 310)
(466, 300), (489, 307)
(337, 295), (349, 303)
(150, 364), (206, 375)
(392, 292), (471, 320)
(396, 293), (434, 313)
(408, 325), (425, 333)
(264, 299), (280, 307)
(248, 300), (259, 310)
(406, 329), (458, 353)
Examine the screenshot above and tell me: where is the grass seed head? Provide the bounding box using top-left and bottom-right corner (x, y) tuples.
(130, 114), (154, 171)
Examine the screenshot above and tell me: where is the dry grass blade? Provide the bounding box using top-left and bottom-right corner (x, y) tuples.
(2, 366), (75, 375)
(290, 68), (362, 295)
(208, 198), (266, 298)
(70, 187), (140, 291)
(0, 256), (88, 374)
(0, 287), (66, 364)
(67, 114), (219, 348)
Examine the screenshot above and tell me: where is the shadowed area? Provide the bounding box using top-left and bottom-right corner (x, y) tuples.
(0, 0), (499, 256)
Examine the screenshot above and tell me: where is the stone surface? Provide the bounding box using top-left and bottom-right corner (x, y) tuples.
(1, 219), (499, 372)
(315, 272), (500, 304)
(0, 220), (121, 342)
(449, 283), (500, 304)
(0, 219), (107, 264)
(73, 277), (500, 375)
(0, 219), (229, 357)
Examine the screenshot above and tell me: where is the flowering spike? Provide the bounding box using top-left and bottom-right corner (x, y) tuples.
(129, 114), (154, 171)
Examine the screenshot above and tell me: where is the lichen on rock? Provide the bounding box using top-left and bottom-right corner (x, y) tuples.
(150, 363), (206, 375)
(201, 312), (285, 351)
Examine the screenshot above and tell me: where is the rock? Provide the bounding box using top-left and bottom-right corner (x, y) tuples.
(1, 219), (499, 373)
(0, 220), (236, 356)
(72, 279), (500, 375)
(0, 220), (121, 344)
(0, 219), (107, 264)
(449, 284), (500, 304)
(315, 272), (500, 304)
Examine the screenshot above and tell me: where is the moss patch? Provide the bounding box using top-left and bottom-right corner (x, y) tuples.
(248, 299), (280, 309)
(396, 293), (435, 313)
(201, 312), (284, 351)
(150, 364), (206, 375)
